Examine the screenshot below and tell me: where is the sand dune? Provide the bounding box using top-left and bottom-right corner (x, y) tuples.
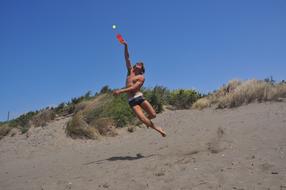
(0, 102), (286, 190)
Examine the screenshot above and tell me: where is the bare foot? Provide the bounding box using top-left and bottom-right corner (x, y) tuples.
(161, 132), (167, 137)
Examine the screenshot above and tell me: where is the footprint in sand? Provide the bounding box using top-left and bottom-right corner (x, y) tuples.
(207, 127), (228, 154)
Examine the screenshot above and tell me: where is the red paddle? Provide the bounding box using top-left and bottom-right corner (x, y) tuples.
(116, 34), (125, 44)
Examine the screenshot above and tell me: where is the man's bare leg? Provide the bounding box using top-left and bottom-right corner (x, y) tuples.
(140, 100), (156, 128)
(140, 100), (156, 119)
(132, 105), (166, 137)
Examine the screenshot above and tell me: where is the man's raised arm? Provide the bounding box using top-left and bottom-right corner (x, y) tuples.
(123, 42), (132, 71)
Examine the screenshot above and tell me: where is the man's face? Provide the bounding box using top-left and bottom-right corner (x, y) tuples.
(133, 63), (143, 74)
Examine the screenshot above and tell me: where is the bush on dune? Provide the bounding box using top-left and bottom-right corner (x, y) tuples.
(0, 91), (95, 139)
(268, 82), (286, 100)
(5, 80), (284, 140)
(193, 79), (286, 110)
(192, 97), (210, 110)
(103, 94), (135, 128)
(1, 86), (202, 140)
(66, 93), (134, 139)
(168, 89), (201, 109)
(142, 86), (201, 111)
(99, 85), (112, 94)
(0, 124), (12, 140)
(143, 86), (170, 113)
(217, 80), (286, 108)
(7, 111), (39, 134)
(65, 112), (99, 139)
(85, 93), (135, 128)
(90, 117), (118, 137)
(31, 109), (56, 127)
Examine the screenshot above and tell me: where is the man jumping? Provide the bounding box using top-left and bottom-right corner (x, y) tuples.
(113, 41), (166, 137)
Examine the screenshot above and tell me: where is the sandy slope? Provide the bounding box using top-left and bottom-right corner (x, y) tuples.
(0, 102), (286, 190)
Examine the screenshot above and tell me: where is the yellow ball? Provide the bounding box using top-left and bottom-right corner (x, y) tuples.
(112, 25), (116, 29)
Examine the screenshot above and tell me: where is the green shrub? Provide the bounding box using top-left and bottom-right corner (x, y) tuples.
(16, 111), (38, 127)
(57, 104), (76, 116)
(149, 93), (163, 113)
(86, 94), (135, 128)
(20, 126), (30, 134)
(100, 85), (112, 94)
(71, 96), (85, 105)
(66, 105), (76, 114)
(143, 86), (170, 113)
(168, 89), (201, 109)
(84, 91), (93, 100)
(105, 94), (135, 127)
(55, 102), (65, 114)
(65, 94), (123, 138)
(6, 111), (38, 133)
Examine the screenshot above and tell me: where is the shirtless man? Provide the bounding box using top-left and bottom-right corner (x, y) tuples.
(113, 41), (166, 137)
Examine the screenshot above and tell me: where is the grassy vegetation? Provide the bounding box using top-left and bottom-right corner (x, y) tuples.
(80, 93), (133, 126)
(0, 124), (11, 140)
(142, 86), (201, 111)
(168, 89), (202, 109)
(192, 79), (286, 109)
(90, 117), (118, 137)
(31, 109), (56, 127)
(0, 85), (202, 139)
(65, 86), (202, 139)
(0, 90), (98, 137)
(66, 112), (99, 139)
(4, 78), (284, 140)
(143, 86), (170, 113)
(65, 93), (134, 139)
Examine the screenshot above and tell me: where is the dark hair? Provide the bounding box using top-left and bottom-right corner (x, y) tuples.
(135, 62), (145, 74)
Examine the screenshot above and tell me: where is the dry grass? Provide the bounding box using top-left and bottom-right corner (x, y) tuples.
(193, 79), (286, 109)
(0, 124), (12, 140)
(90, 118), (118, 137)
(192, 98), (210, 110)
(65, 94), (125, 139)
(81, 94), (111, 114)
(65, 112), (99, 139)
(0, 94), (117, 140)
(31, 109), (56, 127)
(73, 101), (89, 113)
(267, 83), (286, 100)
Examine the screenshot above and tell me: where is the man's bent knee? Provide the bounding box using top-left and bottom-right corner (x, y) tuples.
(148, 112), (156, 119)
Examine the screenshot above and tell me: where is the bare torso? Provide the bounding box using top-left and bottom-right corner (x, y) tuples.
(126, 68), (144, 98)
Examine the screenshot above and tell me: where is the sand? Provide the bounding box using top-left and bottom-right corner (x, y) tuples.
(0, 101), (286, 190)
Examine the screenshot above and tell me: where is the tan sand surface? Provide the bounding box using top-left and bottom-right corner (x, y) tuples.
(0, 102), (286, 190)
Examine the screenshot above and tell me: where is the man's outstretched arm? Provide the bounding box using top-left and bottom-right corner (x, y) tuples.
(123, 42), (132, 71)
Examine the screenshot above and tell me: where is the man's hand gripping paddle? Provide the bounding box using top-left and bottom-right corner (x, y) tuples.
(116, 34), (125, 44)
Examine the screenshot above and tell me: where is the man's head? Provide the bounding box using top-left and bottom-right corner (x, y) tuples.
(133, 62), (145, 75)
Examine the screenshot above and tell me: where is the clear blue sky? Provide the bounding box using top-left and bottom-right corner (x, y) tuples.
(0, 0), (285, 121)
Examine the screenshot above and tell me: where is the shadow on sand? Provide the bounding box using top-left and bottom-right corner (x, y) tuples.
(107, 153), (145, 161)
(83, 153), (157, 165)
